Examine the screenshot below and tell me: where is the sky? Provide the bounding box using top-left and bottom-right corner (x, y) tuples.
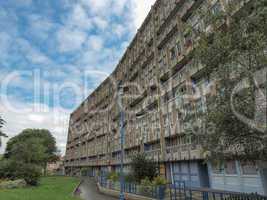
(0, 0), (156, 155)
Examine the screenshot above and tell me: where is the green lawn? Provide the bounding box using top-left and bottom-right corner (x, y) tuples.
(0, 176), (81, 200)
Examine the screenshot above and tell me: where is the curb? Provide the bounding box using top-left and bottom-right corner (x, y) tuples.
(73, 179), (84, 197)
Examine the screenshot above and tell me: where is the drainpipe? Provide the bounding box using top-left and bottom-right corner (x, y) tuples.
(118, 81), (125, 200)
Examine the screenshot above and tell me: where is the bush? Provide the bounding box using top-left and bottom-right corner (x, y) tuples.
(125, 173), (136, 183)
(152, 176), (167, 186)
(0, 159), (20, 180)
(19, 164), (42, 186)
(141, 177), (152, 186)
(140, 177), (153, 197)
(0, 159), (42, 186)
(131, 153), (158, 183)
(107, 171), (119, 182)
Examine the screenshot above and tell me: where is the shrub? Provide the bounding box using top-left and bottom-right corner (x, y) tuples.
(152, 176), (167, 186)
(0, 159), (20, 180)
(19, 164), (42, 186)
(140, 177), (153, 197)
(124, 173), (136, 183)
(107, 171), (119, 182)
(0, 159), (42, 186)
(141, 177), (152, 186)
(131, 153), (158, 183)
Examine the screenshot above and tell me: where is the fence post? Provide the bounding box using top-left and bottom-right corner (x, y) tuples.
(203, 191), (209, 200)
(175, 183), (177, 200)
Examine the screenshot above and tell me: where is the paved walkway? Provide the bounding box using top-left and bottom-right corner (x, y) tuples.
(77, 178), (117, 200)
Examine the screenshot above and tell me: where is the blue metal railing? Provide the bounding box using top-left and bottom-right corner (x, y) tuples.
(98, 176), (166, 200)
(169, 181), (267, 200)
(89, 174), (267, 200)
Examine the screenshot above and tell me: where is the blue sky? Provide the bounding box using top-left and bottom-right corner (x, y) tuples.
(0, 0), (155, 154)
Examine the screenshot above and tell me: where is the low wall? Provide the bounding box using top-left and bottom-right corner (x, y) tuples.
(97, 183), (155, 200)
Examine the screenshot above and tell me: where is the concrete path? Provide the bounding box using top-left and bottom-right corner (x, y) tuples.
(77, 178), (117, 200)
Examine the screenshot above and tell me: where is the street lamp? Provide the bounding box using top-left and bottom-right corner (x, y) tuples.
(117, 81), (125, 200)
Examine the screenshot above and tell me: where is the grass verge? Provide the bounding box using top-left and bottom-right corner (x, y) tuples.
(0, 176), (80, 200)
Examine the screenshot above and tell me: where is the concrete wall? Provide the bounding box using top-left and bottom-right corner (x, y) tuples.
(208, 161), (265, 195)
(166, 161), (209, 188)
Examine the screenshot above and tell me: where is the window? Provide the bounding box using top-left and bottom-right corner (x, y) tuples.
(170, 47), (176, 60)
(241, 162), (258, 175)
(176, 41), (182, 56)
(211, 161), (224, 174)
(180, 86), (186, 94)
(195, 99), (203, 113)
(184, 33), (192, 48)
(225, 161), (237, 175)
(191, 78), (197, 94)
(159, 59), (164, 68)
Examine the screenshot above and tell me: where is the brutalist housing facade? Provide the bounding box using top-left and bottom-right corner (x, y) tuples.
(64, 0), (267, 195)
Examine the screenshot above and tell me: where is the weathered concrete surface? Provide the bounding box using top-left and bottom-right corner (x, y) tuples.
(78, 178), (117, 200)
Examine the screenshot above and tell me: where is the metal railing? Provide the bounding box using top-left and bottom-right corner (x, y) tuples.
(169, 181), (267, 200)
(98, 176), (166, 200)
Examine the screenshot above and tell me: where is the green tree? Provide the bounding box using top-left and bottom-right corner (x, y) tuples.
(131, 153), (158, 183)
(0, 116), (8, 147)
(7, 137), (47, 164)
(5, 129), (59, 175)
(193, 0), (267, 161)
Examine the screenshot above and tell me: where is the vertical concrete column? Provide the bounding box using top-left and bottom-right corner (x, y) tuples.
(151, 3), (166, 177)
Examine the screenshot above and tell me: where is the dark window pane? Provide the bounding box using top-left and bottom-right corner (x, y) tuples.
(241, 162), (258, 175)
(225, 161), (237, 175)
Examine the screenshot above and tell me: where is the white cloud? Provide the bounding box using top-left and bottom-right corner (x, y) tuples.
(0, 99), (71, 155)
(86, 35), (104, 51)
(0, 0), (159, 156)
(111, 0), (127, 15)
(57, 28), (87, 52)
(0, 32), (12, 63)
(92, 17), (108, 30)
(130, 0), (156, 30)
(67, 4), (92, 30)
(27, 14), (56, 40)
(112, 24), (126, 38)
(28, 114), (45, 123)
(17, 38), (52, 65)
(2, 70), (35, 92)
(81, 0), (111, 14)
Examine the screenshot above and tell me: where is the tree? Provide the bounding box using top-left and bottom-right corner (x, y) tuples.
(131, 153), (158, 183)
(5, 129), (59, 175)
(0, 115), (8, 147)
(6, 137), (47, 164)
(193, 0), (267, 161)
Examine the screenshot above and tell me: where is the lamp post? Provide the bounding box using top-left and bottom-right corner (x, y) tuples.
(118, 82), (125, 200)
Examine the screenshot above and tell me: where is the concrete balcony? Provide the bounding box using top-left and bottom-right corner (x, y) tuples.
(165, 144), (202, 162)
(180, 0), (204, 22)
(110, 158), (120, 166)
(145, 149), (161, 162)
(160, 68), (170, 82)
